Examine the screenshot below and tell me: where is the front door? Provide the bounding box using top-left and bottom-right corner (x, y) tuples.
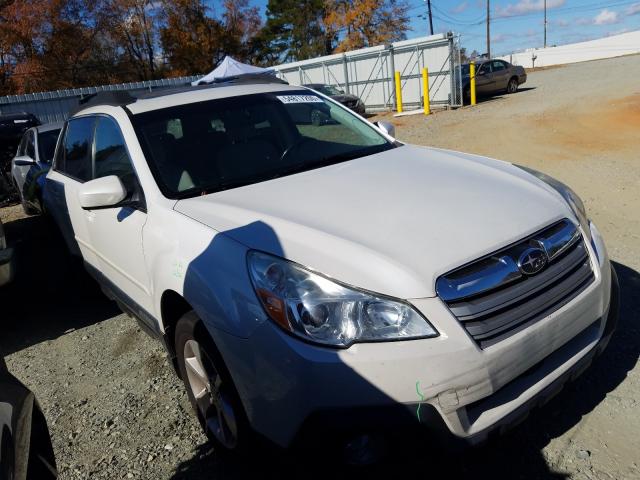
(475, 62), (494, 95)
(84, 115), (152, 313)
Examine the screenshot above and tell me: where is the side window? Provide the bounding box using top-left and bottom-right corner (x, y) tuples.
(492, 61), (506, 72)
(59, 117), (95, 182)
(25, 131), (36, 158)
(94, 117), (135, 185)
(478, 63), (491, 75)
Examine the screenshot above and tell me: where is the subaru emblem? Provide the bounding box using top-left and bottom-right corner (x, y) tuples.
(518, 248), (548, 275)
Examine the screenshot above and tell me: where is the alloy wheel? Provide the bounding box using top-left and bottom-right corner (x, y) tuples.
(183, 339), (238, 449)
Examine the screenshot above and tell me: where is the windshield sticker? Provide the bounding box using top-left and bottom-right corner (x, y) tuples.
(276, 95), (323, 104)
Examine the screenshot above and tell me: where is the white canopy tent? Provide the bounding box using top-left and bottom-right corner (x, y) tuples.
(192, 56), (275, 85)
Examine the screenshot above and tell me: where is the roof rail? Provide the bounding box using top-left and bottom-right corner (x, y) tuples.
(70, 91), (137, 116)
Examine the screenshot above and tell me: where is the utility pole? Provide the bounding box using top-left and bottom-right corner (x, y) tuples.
(544, 0), (547, 48)
(427, 0), (434, 36)
(486, 0), (491, 58)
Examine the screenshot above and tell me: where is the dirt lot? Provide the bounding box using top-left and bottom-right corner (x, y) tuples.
(1, 55), (639, 479)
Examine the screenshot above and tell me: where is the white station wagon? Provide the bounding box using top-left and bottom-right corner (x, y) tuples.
(44, 77), (618, 458)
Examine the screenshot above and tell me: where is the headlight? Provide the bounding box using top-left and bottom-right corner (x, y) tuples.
(248, 251), (438, 347)
(517, 165), (590, 238)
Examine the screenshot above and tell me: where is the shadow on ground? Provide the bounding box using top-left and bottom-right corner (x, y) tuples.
(470, 87), (537, 106)
(170, 261), (638, 479)
(0, 214), (119, 357)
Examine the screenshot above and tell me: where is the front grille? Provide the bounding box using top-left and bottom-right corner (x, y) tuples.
(437, 220), (595, 348)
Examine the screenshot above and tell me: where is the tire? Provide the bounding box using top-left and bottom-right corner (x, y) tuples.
(507, 78), (518, 94)
(175, 311), (252, 455)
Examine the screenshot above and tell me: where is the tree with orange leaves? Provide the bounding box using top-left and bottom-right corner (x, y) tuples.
(159, 0), (261, 77)
(324, 0), (410, 53)
(0, 0), (117, 94)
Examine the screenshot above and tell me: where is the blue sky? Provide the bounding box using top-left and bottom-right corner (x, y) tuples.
(239, 0), (640, 56)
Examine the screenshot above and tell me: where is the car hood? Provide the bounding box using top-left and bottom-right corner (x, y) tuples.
(174, 145), (571, 299)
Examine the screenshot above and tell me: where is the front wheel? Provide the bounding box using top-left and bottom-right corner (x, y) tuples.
(507, 78), (518, 94)
(175, 311), (251, 454)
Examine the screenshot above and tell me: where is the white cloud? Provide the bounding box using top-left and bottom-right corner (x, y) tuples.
(593, 9), (620, 25)
(553, 19), (569, 28)
(626, 3), (640, 15)
(492, 33), (511, 43)
(496, 0), (565, 18)
(452, 2), (469, 14)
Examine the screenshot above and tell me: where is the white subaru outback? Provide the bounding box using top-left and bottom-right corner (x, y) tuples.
(44, 78), (618, 456)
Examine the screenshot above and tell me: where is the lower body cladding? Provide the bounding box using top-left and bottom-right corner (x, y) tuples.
(211, 232), (616, 449)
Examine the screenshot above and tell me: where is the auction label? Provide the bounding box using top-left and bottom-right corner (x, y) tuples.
(277, 95), (324, 104)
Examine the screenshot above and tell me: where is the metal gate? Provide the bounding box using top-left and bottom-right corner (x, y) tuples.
(274, 33), (463, 111)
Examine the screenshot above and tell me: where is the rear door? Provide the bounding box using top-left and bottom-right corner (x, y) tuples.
(491, 60), (510, 91)
(46, 116), (99, 263)
(84, 115), (152, 312)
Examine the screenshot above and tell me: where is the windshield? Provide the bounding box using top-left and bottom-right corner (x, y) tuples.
(133, 91), (394, 198)
(318, 85), (344, 96)
(37, 128), (61, 163)
(458, 64), (470, 76)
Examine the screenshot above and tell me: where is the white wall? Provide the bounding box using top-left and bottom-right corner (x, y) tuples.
(498, 30), (640, 69)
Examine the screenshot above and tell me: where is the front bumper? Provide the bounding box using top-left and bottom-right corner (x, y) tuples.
(295, 271), (618, 449)
(0, 247), (15, 287)
(214, 223), (615, 448)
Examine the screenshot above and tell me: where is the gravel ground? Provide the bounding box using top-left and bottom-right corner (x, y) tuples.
(1, 54), (639, 479)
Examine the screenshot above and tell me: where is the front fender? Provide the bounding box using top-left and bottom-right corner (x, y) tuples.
(148, 214), (269, 339)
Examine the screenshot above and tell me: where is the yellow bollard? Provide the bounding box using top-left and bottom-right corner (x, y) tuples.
(470, 61), (477, 106)
(422, 67), (431, 115)
(394, 71), (403, 113)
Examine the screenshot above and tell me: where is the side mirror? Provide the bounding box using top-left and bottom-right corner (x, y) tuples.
(78, 175), (127, 210)
(477, 69), (486, 76)
(13, 156), (36, 167)
(375, 121), (396, 139)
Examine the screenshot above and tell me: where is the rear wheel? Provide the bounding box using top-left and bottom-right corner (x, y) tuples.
(507, 78), (518, 94)
(175, 311), (251, 454)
